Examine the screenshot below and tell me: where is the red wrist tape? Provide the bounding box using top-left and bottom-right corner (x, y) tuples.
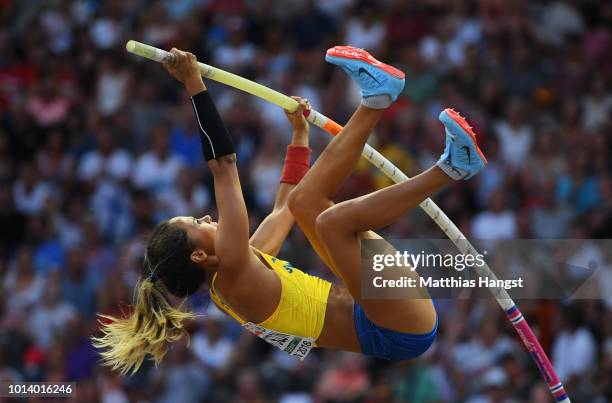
(280, 145), (311, 185)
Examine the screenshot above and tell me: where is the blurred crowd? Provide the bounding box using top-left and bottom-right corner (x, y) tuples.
(0, 0), (611, 402)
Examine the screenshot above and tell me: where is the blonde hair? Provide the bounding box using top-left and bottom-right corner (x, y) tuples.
(92, 278), (195, 375)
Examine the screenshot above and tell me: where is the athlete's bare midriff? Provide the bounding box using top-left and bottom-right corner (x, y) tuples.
(316, 284), (361, 352)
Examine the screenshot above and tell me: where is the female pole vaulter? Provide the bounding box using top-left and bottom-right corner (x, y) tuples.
(93, 46), (487, 375)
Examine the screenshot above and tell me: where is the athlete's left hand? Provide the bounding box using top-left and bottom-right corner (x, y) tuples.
(285, 97), (310, 145)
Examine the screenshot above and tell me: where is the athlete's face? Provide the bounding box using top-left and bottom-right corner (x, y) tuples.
(169, 215), (217, 259)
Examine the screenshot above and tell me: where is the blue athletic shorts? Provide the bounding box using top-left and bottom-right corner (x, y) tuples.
(353, 302), (438, 360)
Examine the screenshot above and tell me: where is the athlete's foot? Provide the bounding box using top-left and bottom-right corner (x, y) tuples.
(325, 46), (405, 109)
(436, 108), (487, 180)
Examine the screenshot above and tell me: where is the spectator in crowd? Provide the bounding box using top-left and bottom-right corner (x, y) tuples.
(213, 18), (256, 72)
(169, 97), (206, 168)
(62, 249), (98, 318)
(389, 358), (447, 403)
(153, 339), (210, 403)
(471, 190), (517, 239)
(556, 147), (601, 214)
(343, 3), (386, 52)
(54, 196), (87, 249)
(78, 126), (133, 184)
(28, 272), (77, 349)
(315, 353), (369, 402)
(36, 130), (75, 184)
(552, 304), (597, 384)
(81, 219), (117, 279)
(493, 99), (532, 171)
(500, 353), (535, 401)
(530, 180), (574, 238)
(0, 344), (22, 384)
(97, 369), (129, 403)
(95, 54), (132, 117)
(236, 367), (269, 403)
(132, 122), (185, 192)
(452, 317), (518, 377)
(529, 382), (555, 403)
(191, 306), (234, 381)
(12, 161), (52, 216)
(466, 366), (518, 403)
(24, 80), (72, 129)
(29, 215), (65, 275)
(250, 137), (282, 209)
(156, 167), (210, 219)
(3, 246), (45, 315)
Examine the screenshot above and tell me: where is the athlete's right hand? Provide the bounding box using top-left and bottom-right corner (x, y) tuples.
(163, 48), (206, 96)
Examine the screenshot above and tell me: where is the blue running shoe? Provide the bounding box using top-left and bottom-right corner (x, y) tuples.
(325, 46), (405, 103)
(437, 108), (487, 180)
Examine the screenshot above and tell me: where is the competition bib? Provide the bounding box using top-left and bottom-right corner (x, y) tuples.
(242, 322), (314, 360)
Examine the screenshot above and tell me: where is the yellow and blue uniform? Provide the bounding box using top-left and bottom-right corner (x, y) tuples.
(209, 249), (437, 360)
(209, 250), (331, 343)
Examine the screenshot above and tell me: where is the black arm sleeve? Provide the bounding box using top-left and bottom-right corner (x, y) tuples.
(190, 90), (235, 161)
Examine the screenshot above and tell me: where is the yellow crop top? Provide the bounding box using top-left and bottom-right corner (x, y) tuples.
(209, 250), (332, 341)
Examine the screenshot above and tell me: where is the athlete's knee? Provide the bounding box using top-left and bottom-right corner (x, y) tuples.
(317, 200), (364, 236)
(288, 187), (330, 219)
(287, 187), (308, 218)
(287, 187), (304, 216)
(315, 207), (346, 240)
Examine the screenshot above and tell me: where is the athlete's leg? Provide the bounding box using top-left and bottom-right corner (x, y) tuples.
(315, 167), (446, 333)
(288, 47), (404, 278)
(320, 166), (450, 234)
(316, 108), (487, 334)
(294, 106), (385, 201)
(288, 107), (386, 278)
(328, 107), (487, 235)
(327, 107), (487, 236)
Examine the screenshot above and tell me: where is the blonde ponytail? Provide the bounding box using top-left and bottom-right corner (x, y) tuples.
(92, 278), (195, 375)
